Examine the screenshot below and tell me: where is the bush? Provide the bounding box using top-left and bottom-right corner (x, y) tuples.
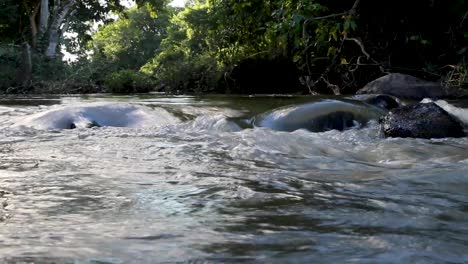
(141, 48), (223, 94)
(32, 55), (69, 81)
(0, 44), (20, 91)
(104, 70), (154, 94)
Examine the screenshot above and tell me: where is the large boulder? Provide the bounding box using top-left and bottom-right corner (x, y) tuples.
(357, 73), (448, 99)
(379, 102), (465, 139)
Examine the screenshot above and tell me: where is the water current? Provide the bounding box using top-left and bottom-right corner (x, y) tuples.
(0, 95), (467, 263)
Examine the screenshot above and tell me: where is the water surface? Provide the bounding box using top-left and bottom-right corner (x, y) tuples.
(0, 94), (467, 263)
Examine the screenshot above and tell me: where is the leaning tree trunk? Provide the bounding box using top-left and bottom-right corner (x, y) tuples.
(45, 0), (76, 58)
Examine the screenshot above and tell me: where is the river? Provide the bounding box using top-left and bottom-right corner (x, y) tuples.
(0, 94), (467, 263)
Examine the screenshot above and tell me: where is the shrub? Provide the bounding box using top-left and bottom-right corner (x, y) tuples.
(0, 44), (20, 91)
(104, 70), (154, 94)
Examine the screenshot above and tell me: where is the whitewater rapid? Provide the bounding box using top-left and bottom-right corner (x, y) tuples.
(0, 95), (467, 263)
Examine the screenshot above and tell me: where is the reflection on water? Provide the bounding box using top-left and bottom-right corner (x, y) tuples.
(0, 95), (467, 263)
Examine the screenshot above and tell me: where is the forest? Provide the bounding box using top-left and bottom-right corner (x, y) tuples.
(0, 0), (467, 95)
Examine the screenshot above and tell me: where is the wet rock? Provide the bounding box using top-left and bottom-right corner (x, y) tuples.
(300, 111), (360, 132)
(379, 102), (465, 138)
(85, 120), (101, 128)
(357, 73), (447, 99)
(69, 120), (101, 129)
(355, 94), (401, 110)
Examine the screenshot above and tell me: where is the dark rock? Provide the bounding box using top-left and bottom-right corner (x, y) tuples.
(379, 102), (465, 138)
(357, 73), (447, 99)
(85, 120), (101, 128)
(69, 120), (101, 129)
(301, 111), (360, 132)
(359, 94), (401, 110)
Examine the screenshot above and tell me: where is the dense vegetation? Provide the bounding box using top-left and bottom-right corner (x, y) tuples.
(0, 0), (467, 94)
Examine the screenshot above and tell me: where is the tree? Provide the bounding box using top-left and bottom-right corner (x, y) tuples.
(0, 0), (126, 57)
(0, 0), (25, 43)
(91, 4), (172, 70)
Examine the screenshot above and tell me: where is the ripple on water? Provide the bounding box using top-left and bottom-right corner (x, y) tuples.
(0, 97), (467, 262)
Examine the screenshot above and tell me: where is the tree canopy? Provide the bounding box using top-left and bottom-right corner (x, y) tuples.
(0, 0), (467, 94)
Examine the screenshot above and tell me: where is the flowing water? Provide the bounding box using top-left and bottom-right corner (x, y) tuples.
(0, 94), (467, 263)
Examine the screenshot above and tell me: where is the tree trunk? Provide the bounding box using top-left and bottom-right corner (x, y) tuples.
(26, 1), (41, 49)
(16, 42), (33, 87)
(29, 15), (38, 48)
(45, 0), (76, 58)
(39, 0), (49, 35)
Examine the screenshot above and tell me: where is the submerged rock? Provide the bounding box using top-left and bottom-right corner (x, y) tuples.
(69, 120), (101, 129)
(14, 103), (179, 130)
(357, 73), (447, 99)
(379, 102), (465, 139)
(354, 94), (401, 110)
(255, 100), (382, 132)
(365, 95), (401, 110)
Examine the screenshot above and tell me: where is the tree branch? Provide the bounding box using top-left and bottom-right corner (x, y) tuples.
(350, 0), (361, 15)
(302, 0), (363, 94)
(60, 9), (77, 35)
(344, 37), (370, 59)
(302, 0), (361, 27)
(460, 10), (468, 27)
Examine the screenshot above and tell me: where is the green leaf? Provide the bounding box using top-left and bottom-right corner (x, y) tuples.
(344, 20), (351, 32)
(330, 29), (338, 41)
(293, 14), (306, 24)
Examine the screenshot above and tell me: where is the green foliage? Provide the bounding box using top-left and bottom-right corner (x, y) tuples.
(2, 0), (468, 94)
(90, 4), (172, 70)
(32, 57), (69, 82)
(0, 0), (21, 43)
(0, 44), (20, 91)
(105, 70), (154, 94)
(138, 0), (364, 93)
(443, 61), (468, 90)
(138, 3), (215, 92)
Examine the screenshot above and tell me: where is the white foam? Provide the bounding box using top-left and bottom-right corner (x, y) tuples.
(189, 114), (242, 132)
(421, 99), (468, 125)
(13, 103), (179, 130)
